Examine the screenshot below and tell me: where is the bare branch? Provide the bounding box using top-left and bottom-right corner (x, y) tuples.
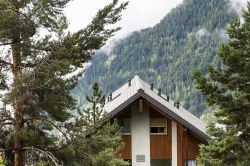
(0, 117), (14, 123)
(23, 146), (59, 166)
(0, 117), (14, 124)
(24, 116), (92, 160)
(0, 42), (13, 46)
(20, 62), (37, 68)
(0, 122), (13, 129)
(0, 117), (14, 128)
(1, 146), (59, 166)
(25, 116), (69, 139)
(0, 59), (13, 67)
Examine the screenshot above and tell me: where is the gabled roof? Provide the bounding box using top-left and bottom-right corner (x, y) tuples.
(103, 75), (210, 140)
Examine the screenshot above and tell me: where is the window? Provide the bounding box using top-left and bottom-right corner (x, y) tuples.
(150, 118), (167, 134)
(184, 160), (196, 166)
(118, 118), (131, 133)
(151, 159), (171, 166)
(150, 127), (166, 133)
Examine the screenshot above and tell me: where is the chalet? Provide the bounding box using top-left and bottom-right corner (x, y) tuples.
(103, 75), (209, 166)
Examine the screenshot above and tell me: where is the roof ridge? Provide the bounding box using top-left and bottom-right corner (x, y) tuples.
(103, 75), (209, 140)
(133, 75), (144, 91)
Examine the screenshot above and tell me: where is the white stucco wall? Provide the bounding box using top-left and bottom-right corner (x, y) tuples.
(131, 102), (150, 166)
(172, 121), (177, 166)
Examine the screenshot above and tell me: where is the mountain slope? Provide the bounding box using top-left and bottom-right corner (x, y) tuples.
(72, 0), (237, 116)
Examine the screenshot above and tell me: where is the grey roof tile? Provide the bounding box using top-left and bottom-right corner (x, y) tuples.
(103, 75), (209, 140)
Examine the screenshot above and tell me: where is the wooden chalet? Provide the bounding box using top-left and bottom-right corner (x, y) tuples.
(103, 75), (209, 166)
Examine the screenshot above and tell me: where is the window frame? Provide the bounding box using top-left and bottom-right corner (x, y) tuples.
(150, 117), (167, 135)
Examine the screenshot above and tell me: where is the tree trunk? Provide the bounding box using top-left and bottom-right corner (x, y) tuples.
(185, 130), (188, 166)
(13, 98), (24, 166)
(12, 34), (24, 166)
(9, 0), (24, 165)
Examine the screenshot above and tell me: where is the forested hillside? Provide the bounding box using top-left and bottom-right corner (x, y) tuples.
(72, 0), (237, 116)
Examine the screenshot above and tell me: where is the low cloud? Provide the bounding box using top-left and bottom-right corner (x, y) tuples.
(228, 0), (248, 13)
(196, 28), (210, 39)
(219, 29), (229, 41)
(100, 38), (120, 54)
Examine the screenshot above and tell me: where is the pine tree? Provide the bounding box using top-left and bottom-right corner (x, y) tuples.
(83, 82), (106, 129)
(0, 0), (128, 165)
(193, 3), (250, 166)
(59, 83), (128, 166)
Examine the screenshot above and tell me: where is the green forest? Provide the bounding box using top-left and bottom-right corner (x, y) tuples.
(1, 0), (249, 165)
(72, 0), (237, 116)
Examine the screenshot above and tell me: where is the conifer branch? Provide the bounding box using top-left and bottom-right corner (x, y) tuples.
(0, 117), (14, 123)
(0, 117), (13, 127)
(0, 4), (36, 39)
(24, 116), (92, 160)
(0, 59), (13, 67)
(0, 122), (13, 129)
(0, 42), (13, 46)
(0, 117), (14, 128)
(24, 116), (69, 138)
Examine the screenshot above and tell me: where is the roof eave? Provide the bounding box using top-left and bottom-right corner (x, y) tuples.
(107, 89), (210, 141)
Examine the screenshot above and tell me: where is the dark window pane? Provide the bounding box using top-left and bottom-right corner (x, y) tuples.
(151, 159), (172, 166)
(158, 127), (166, 133)
(118, 118), (131, 133)
(150, 127), (159, 133)
(150, 127), (166, 133)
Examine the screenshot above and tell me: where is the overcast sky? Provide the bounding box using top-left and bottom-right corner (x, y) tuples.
(65, 0), (183, 39)
(229, 0), (248, 13)
(64, 0), (248, 40)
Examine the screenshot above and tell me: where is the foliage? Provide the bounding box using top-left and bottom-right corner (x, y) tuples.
(200, 108), (218, 124)
(0, 155), (5, 166)
(57, 83), (128, 166)
(194, 2), (250, 165)
(0, 0), (128, 165)
(34, 161), (48, 166)
(82, 83), (106, 129)
(72, 0), (237, 116)
(92, 148), (128, 166)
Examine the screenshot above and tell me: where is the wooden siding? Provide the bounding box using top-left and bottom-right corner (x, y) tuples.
(116, 107), (131, 118)
(177, 124), (184, 166)
(121, 135), (131, 159)
(150, 117), (166, 127)
(183, 132), (201, 159)
(177, 124), (203, 166)
(150, 118), (172, 159)
(116, 99), (207, 164)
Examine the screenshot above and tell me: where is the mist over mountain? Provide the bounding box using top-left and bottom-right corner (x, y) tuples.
(72, 0), (239, 116)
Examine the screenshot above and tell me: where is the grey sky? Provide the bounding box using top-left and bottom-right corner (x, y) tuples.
(65, 0), (183, 38)
(64, 0), (248, 39)
(229, 0), (248, 13)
